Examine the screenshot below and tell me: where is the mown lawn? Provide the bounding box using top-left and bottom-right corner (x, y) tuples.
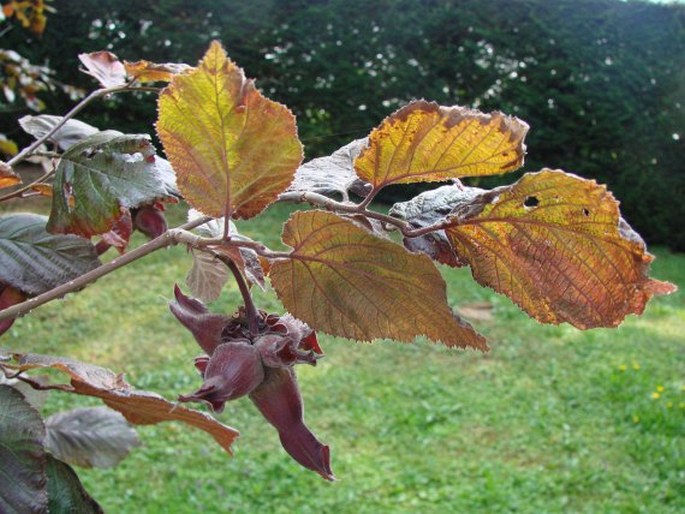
(2, 201), (683, 513)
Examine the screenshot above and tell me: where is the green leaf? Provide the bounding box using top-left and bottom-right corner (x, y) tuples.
(45, 456), (103, 514)
(47, 131), (177, 237)
(0, 384), (48, 514)
(0, 213), (100, 295)
(45, 407), (140, 469)
(269, 211), (487, 350)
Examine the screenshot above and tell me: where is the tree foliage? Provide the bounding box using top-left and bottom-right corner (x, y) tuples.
(0, 8), (678, 510)
(4, 0), (681, 249)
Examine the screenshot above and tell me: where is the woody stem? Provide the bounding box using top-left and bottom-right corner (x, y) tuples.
(222, 257), (259, 337)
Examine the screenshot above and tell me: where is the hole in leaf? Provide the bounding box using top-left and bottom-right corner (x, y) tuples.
(524, 196), (539, 207)
(583, 208), (590, 216)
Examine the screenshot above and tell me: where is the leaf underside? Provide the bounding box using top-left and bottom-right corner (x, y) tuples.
(78, 51), (126, 88)
(0, 352), (240, 455)
(157, 40), (303, 219)
(19, 115), (99, 151)
(185, 209), (265, 297)
(186, 249), (230, 303)
(45, 406), (140, 469)
(269, 210), (487, 350)
(286, 138), (371, 198)
(354, 100), (529, 190)
(399, 169), (676, 329)
(0, 213), (100, 296)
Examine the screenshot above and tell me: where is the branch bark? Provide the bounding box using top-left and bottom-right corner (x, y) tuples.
(0, 217), (210, 323)
(7, 85), (161, 168)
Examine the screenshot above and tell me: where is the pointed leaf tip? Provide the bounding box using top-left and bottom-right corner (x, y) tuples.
(440, 170), (676, 328)
(0, 353), (239, 456)
(157, 41), (303, 219)
(269, 210), (487, 350)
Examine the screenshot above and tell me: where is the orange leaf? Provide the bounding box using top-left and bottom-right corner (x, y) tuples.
(443, 169), (676, 328)
(269, 211), (487, 350)
(0, 351), (240, 455)
(124, 60), (190, 83)
(0, 161), (21, 190)
(29, 183), (52, 197)
(156, 41), (303, 219)
(354, 100), (528, 190)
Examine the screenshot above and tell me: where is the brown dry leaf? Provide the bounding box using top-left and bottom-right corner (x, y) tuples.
(354, 100), (528, 190)
(456, 302), (495, 322)
(444, 169), (677, 328)
(157, 41), (303, 219)
(269, 210), (487, 350)
(0, 351), (239, 454)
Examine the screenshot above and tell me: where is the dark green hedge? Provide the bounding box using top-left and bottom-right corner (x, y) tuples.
(3, 0), (684, 249)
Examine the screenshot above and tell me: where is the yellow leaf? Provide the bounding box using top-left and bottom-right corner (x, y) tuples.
(269, 210), (487, 350)
(156, 41), (303, 219)
(29, 183), (52, 196)
(0, 136), (18, 157)
(444, 169), (676, 328)
(354, 100), (528, 190)
(123, 60), (190, 83)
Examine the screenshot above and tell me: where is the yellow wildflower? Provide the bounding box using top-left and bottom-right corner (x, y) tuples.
(651, 392), (660, 400)
(657, 385), (665, 392)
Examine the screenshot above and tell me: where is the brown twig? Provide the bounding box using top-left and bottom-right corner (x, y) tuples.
(222, 258), (260, 337)
(0, 216), (211, 323)
(7, 85), (161, 168)
(0, 168), (54, 203)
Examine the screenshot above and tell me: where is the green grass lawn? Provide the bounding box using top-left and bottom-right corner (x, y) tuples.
(2, 202), (684, 513)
